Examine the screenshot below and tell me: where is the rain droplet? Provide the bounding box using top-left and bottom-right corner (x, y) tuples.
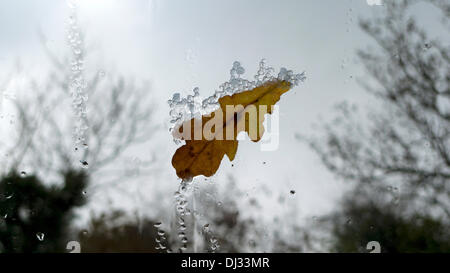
(249, 240), (256, 248)
(80, 160), (89, 167)
(393, 197), (400, 205)
(290, 190), (296, 195)
(36, 232), (45, 241)
(203, 224), (210, 233)
(154, 222), (162, 228)
(20, 171), (27, 177)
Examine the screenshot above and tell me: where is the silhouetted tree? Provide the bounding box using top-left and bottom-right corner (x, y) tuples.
(0, 171), (87, 253)
(305, 0), (450, 217)
(1, 25), (156, 195)
(302, 0), (450, 253)
(0, 14), (155, 253)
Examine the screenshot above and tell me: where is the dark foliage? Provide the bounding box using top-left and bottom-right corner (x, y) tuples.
(328, 191), (450, 253)
(0, 171), (87, 253)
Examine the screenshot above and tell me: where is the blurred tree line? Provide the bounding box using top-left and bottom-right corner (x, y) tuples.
(0, 0), (449, 253)
(304, 0), (450, 252)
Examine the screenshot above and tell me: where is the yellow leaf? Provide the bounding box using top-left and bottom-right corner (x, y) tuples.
(171, 79), (292, 180)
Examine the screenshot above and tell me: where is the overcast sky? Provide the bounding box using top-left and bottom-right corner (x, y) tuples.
(0, 0), (443, 224)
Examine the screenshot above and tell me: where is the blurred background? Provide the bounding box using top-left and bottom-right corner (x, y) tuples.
(0, 0), (449, 253)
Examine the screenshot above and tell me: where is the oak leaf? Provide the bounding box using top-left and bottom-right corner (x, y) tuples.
(172, 79), (292, 180)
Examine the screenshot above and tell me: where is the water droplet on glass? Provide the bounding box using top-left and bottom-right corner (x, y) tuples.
(249, 240), (256, 248)
(36, 232), (45, 241)
(80, 160), (89, 167)
(203, 224), (210, 233)
(393, 197), (400, 205)
(290, 190), (296, 195)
